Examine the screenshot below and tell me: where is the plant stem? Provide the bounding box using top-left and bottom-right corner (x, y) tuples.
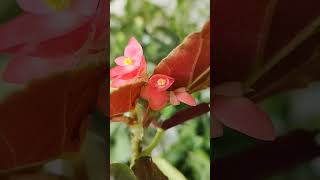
(139, 128), (164, 157)
(142, 106), (151, 128)
(130, 124), (143, 167)
(130, 134), (140, 167)
(161, 103), (210, 130)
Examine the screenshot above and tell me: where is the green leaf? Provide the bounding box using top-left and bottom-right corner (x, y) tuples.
(132, 156), (168, 180)
(153, 157), (187, 180)
(110, 163), (137, 180)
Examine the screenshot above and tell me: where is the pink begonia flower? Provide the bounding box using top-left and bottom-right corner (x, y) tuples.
(212, 82), (275, 140)
(169, 87), (197, 106)
(110, 37), (147, 88)
(0, 0), (105, 83)
(141, 74), (196, 111)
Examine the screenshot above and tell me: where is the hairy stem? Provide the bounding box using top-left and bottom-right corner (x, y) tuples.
(130, 124), (143, 167)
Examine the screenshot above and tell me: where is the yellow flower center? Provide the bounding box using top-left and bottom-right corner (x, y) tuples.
(157, 78), (167, 87)
(47, 0), (72, 11)
(123, 57), (133, 65)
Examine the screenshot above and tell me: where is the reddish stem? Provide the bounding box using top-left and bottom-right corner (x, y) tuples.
(151, 118), (161, 128)
(161, 103), (210, 130)
(142, 106), (152, 128)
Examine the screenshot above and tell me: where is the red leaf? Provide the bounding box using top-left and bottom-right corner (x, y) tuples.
(193, 20), (210, 85)
(213, 0), (320, 100)
(110, 80), (145, 118)
(213, 0), (272, 84)
(0, 0), (109, 172)
(0, 64), (105, 172)
(154, 21), (210, 92)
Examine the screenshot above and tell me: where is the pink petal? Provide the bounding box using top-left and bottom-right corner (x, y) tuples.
(111, 57), (146, 82)
(2, 55), (75, 83)
(129, 56), (146, 71)
(110, 65), (137, 79)
(114, 56), (127, 66)
(16, 0), (56, 14)
(124, 37), (143, 65)
(175, 91), (197, 106)
(72, 0), (100, 16)
(214, 95), (275, 141)
(141, 83), (169, 110)
(169, 91), (180, 105)
(214, 82), (243, 96)
(148, 74), (174, 91)
(148, 89), (169, 111)
(132, 55), (143, 67)
(212, 114), (224, 138)
(0, 13), (89, 53)
(137, 56), (147, 74)
(114, 55), (143, 68)
(174, 87), (187, 93)
(113, 57), (146, 79)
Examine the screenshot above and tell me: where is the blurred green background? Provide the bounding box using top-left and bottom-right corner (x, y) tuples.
(110, 0), (210, 179)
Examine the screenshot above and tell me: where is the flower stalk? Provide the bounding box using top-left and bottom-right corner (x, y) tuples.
(129, 124), (143, 167)
(139, 128), (164, 158)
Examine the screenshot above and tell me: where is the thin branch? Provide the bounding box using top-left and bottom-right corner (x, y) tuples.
(161, 103), (210, 130)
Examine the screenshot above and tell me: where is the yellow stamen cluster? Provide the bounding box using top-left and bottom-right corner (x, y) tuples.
(123, 57), (133, 65)
(157, 78), (167, 87)
(47, 0), (72, 11)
